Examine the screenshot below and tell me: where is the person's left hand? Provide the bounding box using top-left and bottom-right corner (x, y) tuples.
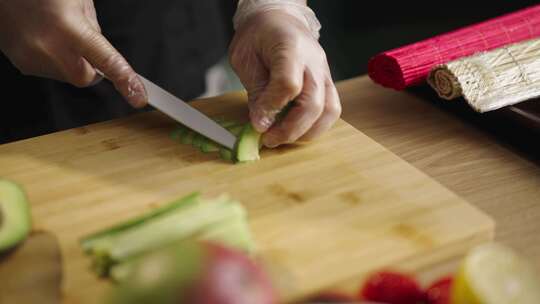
(229, 10), (341, 148)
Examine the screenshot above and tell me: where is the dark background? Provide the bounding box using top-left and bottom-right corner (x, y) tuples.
(1, 1), (538, 147)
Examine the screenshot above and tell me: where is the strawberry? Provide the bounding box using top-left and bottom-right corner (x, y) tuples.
(359, 271), (426, 304)
(425, 276), (453, 304)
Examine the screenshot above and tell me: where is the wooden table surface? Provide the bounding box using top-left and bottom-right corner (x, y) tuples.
(337, 76), (540, 269)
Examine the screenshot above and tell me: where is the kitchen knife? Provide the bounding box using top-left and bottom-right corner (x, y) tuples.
(139, 75), (237, 150)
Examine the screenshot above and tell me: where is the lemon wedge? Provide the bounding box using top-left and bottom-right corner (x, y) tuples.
(452, 243), (540, 304)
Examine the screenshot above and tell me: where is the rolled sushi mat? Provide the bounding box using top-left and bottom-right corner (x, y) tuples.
(427, 38), (540, 113)
(368, 5), (540, 90)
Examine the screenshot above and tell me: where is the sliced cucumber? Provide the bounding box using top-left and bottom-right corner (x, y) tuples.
(169, 127), (185, 141)
(170, 118), (262, 163)
(171, 127), (193, 145)
(218, 124), (259, 162)
(218, 125), (245, 161)
(199, 213), (255, 253)
(219, 148), (234, 161)
(180, 130), (195, 145)
(191, 134), (205, 149)
(0, 180), (31, 252)
(109, 241), (204, 284)
(201, 139), (220, 153)
(201, 123), (245, 154)
(235, 124), (261, 162)
(178, 128), (191, 141)
(81, 192), (200, 253)
(106, 197), (240, 262)
(82, 194), (253, 276)
(219, 124), (260, 162)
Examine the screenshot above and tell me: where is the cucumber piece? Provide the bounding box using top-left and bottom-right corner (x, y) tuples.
(219, 148), (234, 161)
(201, 139), (220, 153)
(203, 123), (243, 156)
(0, 180), (31, 252)
(109, 241), (204, 284)
(169, 126), (185, 141)
(192, 134), (205, 149)
(235, 124), (261, 162)
(218, 124), (258, 162)
(85, 195), (252, 276)
(170, 119), (262, 163)
(108, 242), (206, 304)
(198, 120), (243, 153)
(81, 193), (200, 253)
(180, 130), (195, 145)
(219, 125), (244, 161)
(199, 213), (255, 253)
(108, 197), (242, 260)
(177, 127), (191, 141)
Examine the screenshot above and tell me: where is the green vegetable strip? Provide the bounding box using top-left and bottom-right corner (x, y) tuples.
(199, 214), (255, 253)
(219, 148), (234, 161)
(169, 127), (185, 141)
(81, 192), (200, 252)
(180, 131), (195, 145)
(108, 197), (242, 260)
(201, 123), (243, 153)
(218, 124), (245, 161)
(87, 196), (251, 275)
(177, 128), (191, 141)
(235, 124), (262, 162)
(109, 206), (253, 282)
(109, 241), (205, 285)
(192, 134), (204, 149)
(201, 140), (220, 153)
(171, 118), (262, 163)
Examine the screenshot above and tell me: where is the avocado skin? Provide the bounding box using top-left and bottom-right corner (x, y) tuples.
(0, 180), (31, 253)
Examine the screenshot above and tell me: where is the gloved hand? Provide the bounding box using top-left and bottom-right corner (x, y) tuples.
(229, 1), (341, 148)
(0, 0), (147, 108)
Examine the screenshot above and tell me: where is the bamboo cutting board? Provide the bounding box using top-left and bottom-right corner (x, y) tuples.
(0, 91), (494, 303)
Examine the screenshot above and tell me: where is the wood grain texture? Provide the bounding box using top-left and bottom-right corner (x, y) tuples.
(338, 76), (540, 273)
(0, 232), (62, 304)
(0, 91), (493, 303)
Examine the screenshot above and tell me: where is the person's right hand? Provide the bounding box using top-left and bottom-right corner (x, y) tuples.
(0, 0), (147, 108)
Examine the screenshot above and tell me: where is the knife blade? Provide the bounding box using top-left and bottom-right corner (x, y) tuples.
(139, 75), (237, 150)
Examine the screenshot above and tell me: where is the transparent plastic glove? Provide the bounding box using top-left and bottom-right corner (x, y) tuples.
(0, 0), (147, 108)
(229, 5), (341, 148)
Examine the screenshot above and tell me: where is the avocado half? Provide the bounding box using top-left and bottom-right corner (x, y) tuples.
(0, 179), (31, 252)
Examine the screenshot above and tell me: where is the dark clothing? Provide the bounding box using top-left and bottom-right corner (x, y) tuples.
(0, 0), (232, 144)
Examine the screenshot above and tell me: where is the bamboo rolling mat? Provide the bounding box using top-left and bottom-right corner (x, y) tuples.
(428, 38), (540, 113)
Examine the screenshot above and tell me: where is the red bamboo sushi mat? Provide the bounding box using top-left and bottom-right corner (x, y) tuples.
(368, 5), (540, 90)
